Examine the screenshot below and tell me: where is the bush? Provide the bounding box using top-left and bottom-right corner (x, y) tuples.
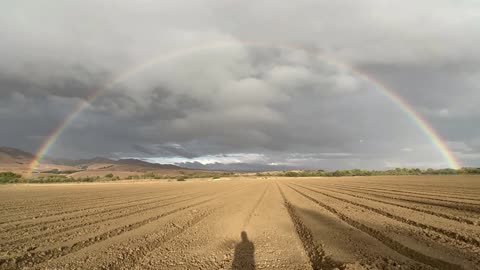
(459, 167), (480, 174)
(0, 172), (23, 183)
(177, 176), (187, 181)
(27, 175), (70, 183)
(278, 167), (478, 178)
(105, 173), (114, 178)
(284, 171), (299, 177)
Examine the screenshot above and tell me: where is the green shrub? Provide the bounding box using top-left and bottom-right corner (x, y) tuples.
(279, 167), (477, 178)
(0, 172), (23, 183)
(27, 175), (69, 183)
(284, 171), (299, 177)
(177, 176), (187, 181)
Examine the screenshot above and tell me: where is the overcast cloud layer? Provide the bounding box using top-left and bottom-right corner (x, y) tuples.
(1, 0), (479, 169)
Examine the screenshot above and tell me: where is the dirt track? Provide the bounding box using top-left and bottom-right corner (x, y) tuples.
(0, 176), (479, 270)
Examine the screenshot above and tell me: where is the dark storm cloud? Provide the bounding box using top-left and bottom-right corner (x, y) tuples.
(132, 144), (156, 156)
(1, 0), (479, 169)
(360, 62), (480, 111)
(0, 67), (107, 99)
(156, 144), (199, 159)
(360, 61), (480, 156)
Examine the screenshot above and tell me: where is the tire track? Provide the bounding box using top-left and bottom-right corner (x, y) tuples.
(1, 183), (237, 226)
(303, 183), (477, 226)
(317, 183), (480, 214)
(0, 190), (178, 225)
(0, 197), (216, 270)
(276, 183), (342, 270)
(1, 192), (205, 248)
(96, 182), (261, 269)
(2, 190), (199, 232)
(285, 183), (462, 270)
(326, 182), (480, 198)
(347, 184), (480, 204)
(0, 189), (162, 215)
(0, 188), (109, 208)
(347, 186), (480, 202)
(242, 183), (269, 228)
(326, 184), (480, 207)
(292, 183), (480, 248)
(1, 183), (238, 218)
(100, 208), (216, 270)
(0, 182), (256, 269)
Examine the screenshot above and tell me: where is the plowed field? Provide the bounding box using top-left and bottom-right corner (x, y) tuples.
(1, 176), (479, 269)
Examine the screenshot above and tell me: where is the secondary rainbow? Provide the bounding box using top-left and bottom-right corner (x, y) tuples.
(28, 40), (461, 175)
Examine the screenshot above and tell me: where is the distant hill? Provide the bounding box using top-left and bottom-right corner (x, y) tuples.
(115, 159), (182, 170)
(0, 147), (34, 165)
(0, 147), (185, 175)
(50, 157), (118, 166)
(49, 156), (182, 170)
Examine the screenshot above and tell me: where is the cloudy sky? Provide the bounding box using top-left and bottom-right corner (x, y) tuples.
(1, 0), (479, 170)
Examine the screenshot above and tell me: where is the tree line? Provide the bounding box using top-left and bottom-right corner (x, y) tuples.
(257, 167), (480, 177)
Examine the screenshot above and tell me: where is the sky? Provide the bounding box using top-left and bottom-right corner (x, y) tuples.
(1, 0), (479, 170)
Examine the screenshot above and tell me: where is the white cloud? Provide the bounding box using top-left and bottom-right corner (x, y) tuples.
(143, 153), (266, 165)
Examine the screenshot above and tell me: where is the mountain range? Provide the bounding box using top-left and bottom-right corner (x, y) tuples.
(0, 146), (294, 176)
(0, 146), (185, 176)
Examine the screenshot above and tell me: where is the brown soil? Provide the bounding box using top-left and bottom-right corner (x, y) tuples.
(0, 176), (479, 269)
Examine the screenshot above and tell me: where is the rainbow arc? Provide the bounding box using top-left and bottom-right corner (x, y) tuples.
(28, 40), (461, 176)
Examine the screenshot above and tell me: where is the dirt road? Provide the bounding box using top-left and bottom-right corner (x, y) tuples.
(0, 176), (479, 269)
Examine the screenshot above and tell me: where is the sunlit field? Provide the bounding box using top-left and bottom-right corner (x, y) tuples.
(1, 176), (479, 269)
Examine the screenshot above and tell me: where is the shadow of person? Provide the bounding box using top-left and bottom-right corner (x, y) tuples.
(232, 231), (255, 269)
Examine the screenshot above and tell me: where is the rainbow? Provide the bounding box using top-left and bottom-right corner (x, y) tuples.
(27, 40), (461, 176)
